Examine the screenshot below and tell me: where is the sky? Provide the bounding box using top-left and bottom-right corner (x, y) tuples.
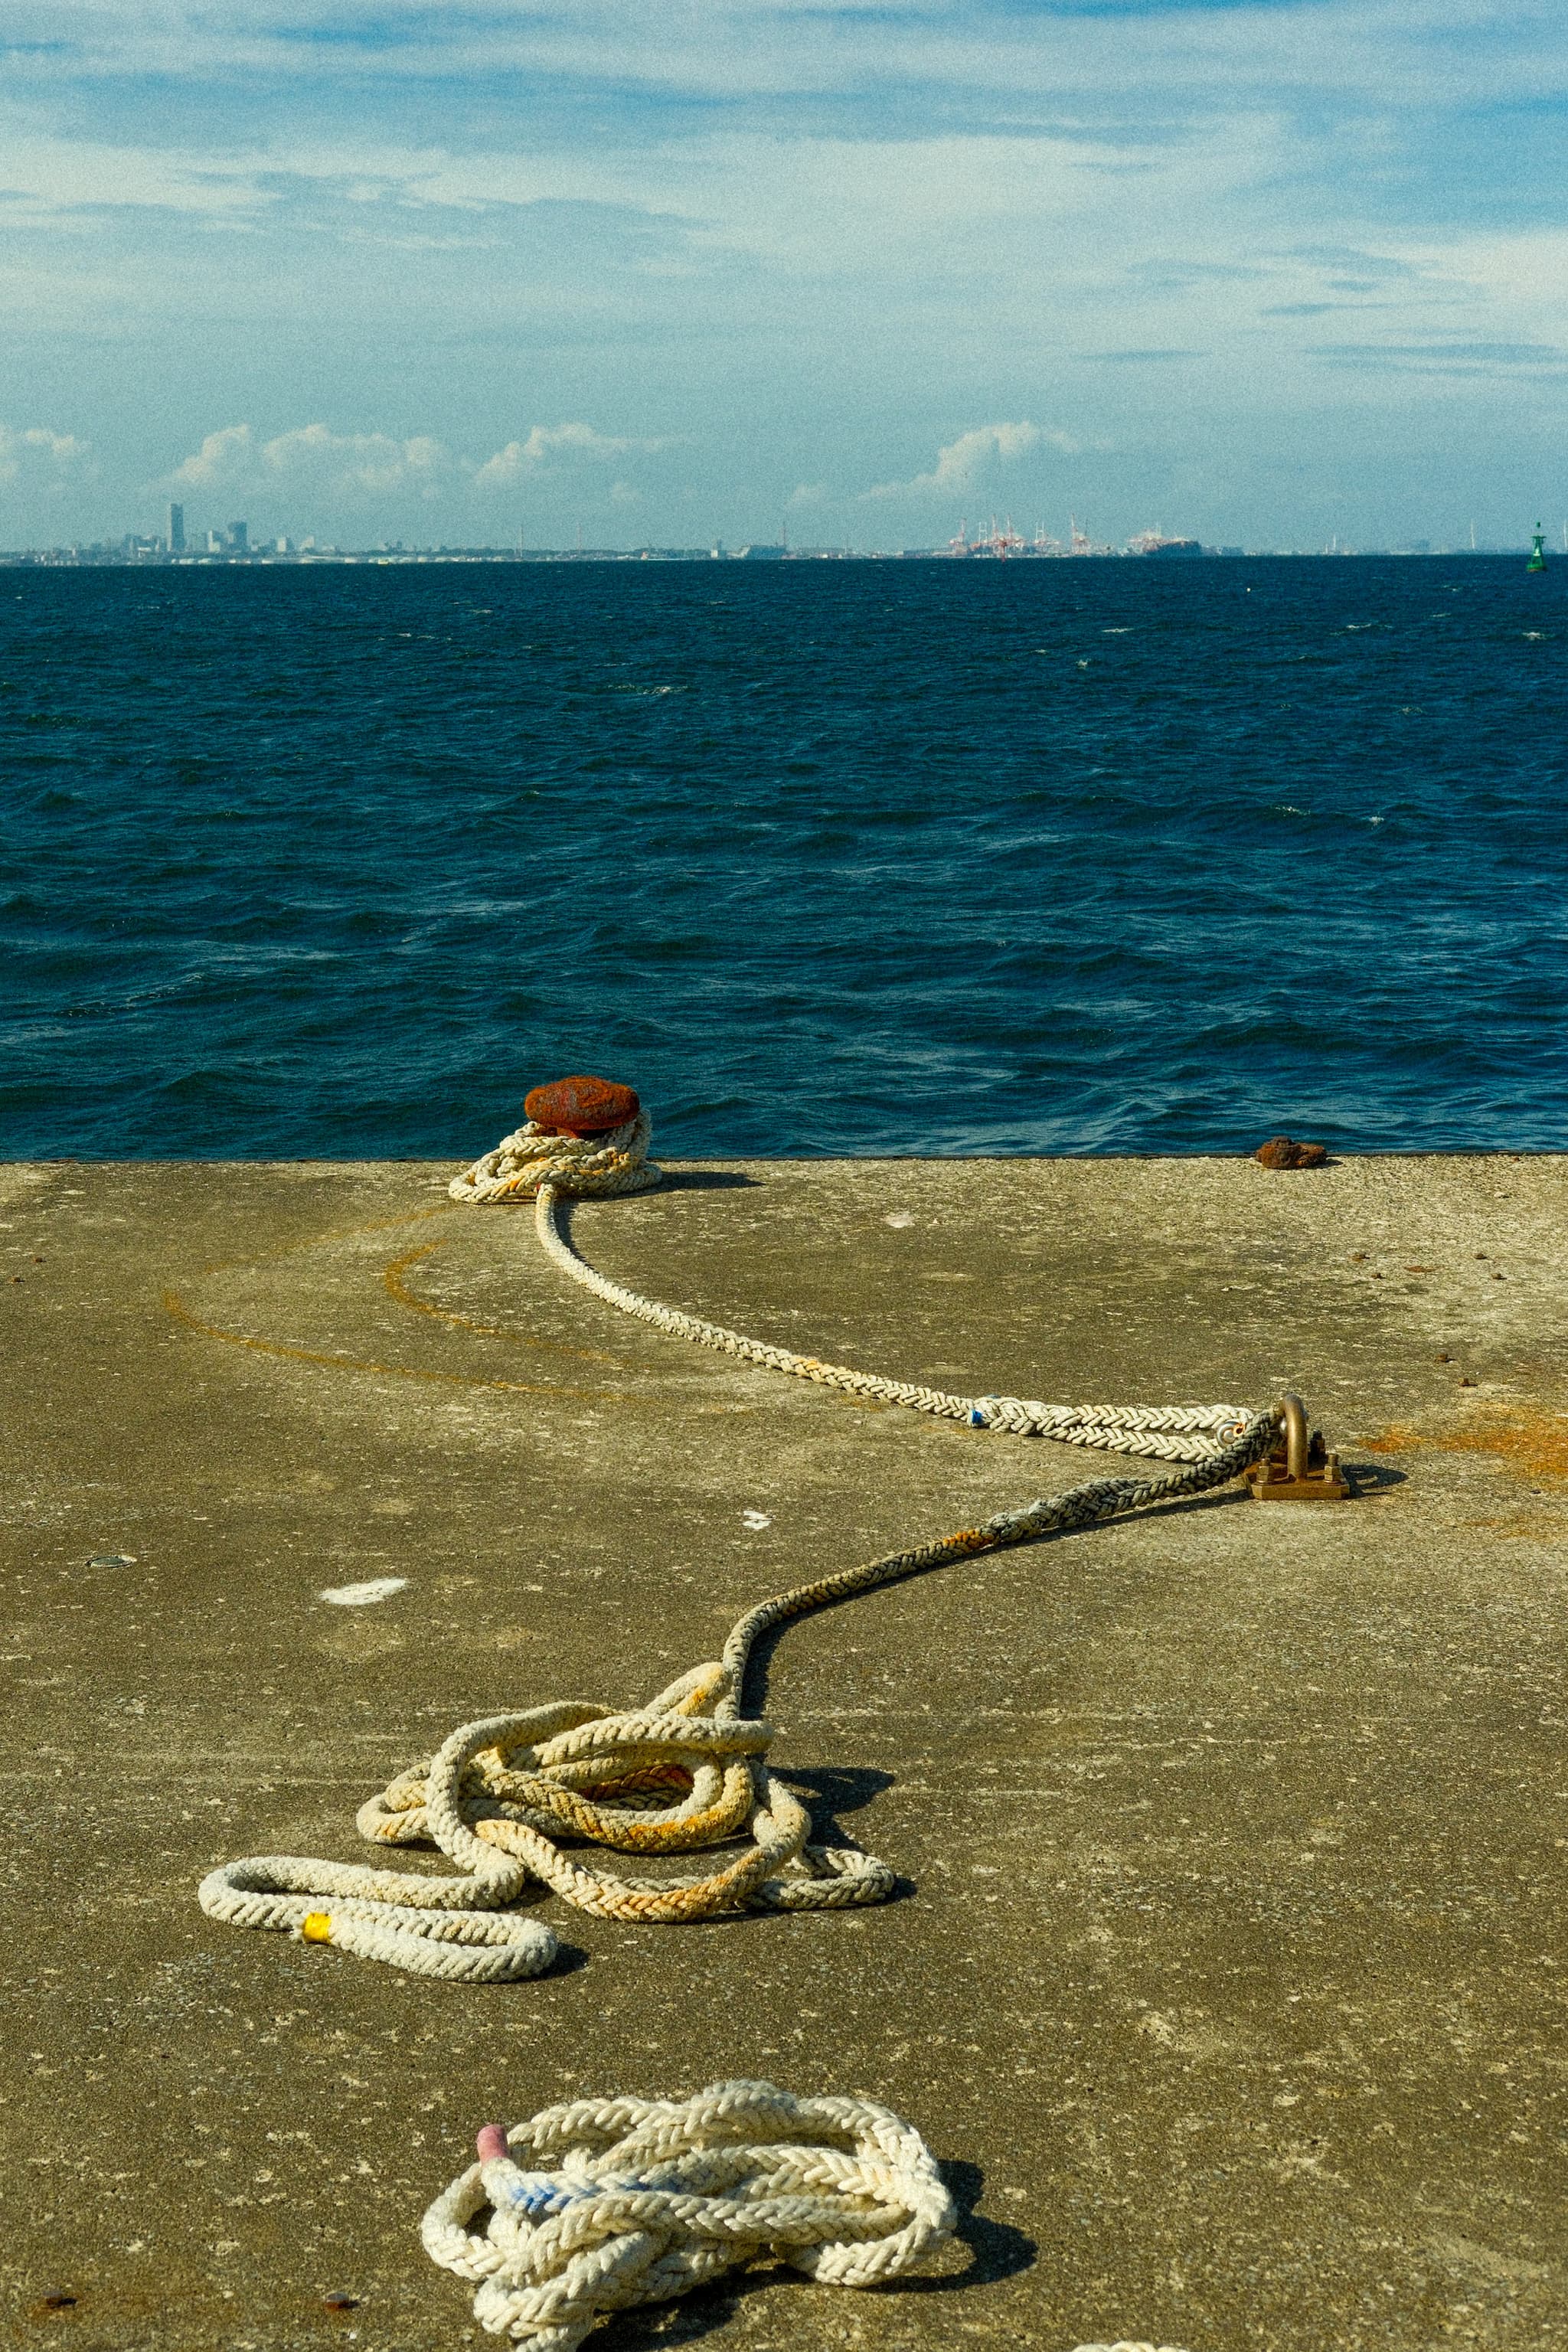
(2, 2), (1566, 550)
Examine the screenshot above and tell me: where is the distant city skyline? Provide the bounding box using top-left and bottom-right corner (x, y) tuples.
(5, 515), (1551, 565)
(2, 472), (1557, 570)
(2, 5), (1565, 550)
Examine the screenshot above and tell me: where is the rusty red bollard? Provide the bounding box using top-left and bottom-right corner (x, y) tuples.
(524, 1076), (640, 1137)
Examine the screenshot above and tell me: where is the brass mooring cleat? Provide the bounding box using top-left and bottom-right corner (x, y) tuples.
(1246, 1393), (1352, 1501)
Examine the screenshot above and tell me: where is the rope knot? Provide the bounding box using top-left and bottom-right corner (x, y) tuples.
(422, 2082), (955, 2349)
(354, 1674), (893, 1927)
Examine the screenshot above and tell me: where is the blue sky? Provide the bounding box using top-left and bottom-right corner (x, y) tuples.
(2, 2), (1566, 547)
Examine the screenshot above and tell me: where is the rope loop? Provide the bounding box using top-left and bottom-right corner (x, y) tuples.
(195, 1853), (558, 1983)
(449, 1112), (660, 1204)
(421, 2080), (955, 2348)
(353, 1673), (897, 1923)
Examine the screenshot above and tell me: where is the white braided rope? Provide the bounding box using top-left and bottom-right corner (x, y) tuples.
(450, 1109), (1247, 1462)
(194, 1109), (1282, 1983)
(196, 1857), (558, 1982)
(198, 1708), (563, 1981)
(449, 1112), (661, 1205)
(535, 1184), (1242, 1459)
(198, 1400), (1276, 1979)
(421, 2080), (955, 2350)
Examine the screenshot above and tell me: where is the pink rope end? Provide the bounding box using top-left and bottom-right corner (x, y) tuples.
(476, 2125), (508, 2163)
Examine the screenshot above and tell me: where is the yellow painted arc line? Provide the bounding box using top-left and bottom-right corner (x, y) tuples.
(384, 1243), (640, 1370)
(174, 1201), (881, 1418)
(159, 1286), (751, 1415)
(198, 1200), (456, 1276)
(192, 1204), (664, 1374)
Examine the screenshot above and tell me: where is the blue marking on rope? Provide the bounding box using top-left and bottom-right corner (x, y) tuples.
(504, 2171), (658, 2216)
(504, 2175), (580, 2216)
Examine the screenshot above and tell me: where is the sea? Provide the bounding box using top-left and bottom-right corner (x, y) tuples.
(3, 555), (1565, 1160)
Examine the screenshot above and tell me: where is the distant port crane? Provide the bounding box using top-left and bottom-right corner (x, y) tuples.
(979, 514), (1024, 559)
(941, 513), (1125, 557)
(946, 514), (1026, 557)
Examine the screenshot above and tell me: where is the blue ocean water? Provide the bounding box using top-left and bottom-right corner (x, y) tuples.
(2, 557), (1566, 1158)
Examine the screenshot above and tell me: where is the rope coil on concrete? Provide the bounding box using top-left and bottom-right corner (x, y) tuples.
(197, 1108), (1282, 1979)
(199, 1411), (1276, 1975)
(422, 2079), (955, 2350)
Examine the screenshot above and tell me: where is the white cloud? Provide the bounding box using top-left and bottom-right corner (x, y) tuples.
(170, 423), (255, 487)
(3, 5), (1563, 546)
(261, 423), (450, 495)
(163, 417), (659, 524)
(1408, 227), (1568, 313)
(864, 421), (1080, 501)
(0, 132), (274, 227)
(0, 424), (93, 488)
(471, 423), (655, 488)
(170, 421), (452, 498)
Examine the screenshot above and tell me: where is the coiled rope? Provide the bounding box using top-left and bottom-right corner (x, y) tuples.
(422, 2079), (953, 2350)
(449, 1110), (661, 1208)
(198, 1109), (1281, 1981)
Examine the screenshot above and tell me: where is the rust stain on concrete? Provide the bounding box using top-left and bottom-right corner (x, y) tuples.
(1363, 1404), (1568, 1481)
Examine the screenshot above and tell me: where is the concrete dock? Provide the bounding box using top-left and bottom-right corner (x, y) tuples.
(2, 1153), (1565, 2351)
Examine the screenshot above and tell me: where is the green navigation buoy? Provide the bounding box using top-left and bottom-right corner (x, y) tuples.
(1527, 521), (1548, 573)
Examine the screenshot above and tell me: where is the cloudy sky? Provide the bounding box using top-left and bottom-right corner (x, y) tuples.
(2, 2), (1565, 548)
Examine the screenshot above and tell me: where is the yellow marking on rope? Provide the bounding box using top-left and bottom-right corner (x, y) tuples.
(161, 1289), (752, 1415)
(384, 1243), (639, 1369)
(300, 1912), (332, 1943)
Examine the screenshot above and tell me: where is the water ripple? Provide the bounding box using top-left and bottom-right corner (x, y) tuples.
(2, 557), (1566, 1156)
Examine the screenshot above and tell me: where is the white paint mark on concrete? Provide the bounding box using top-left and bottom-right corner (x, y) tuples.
(741, 1510), (772, 1531)
(1070, 2341), (1194, 2352)
(320, 1576), (409, 1607)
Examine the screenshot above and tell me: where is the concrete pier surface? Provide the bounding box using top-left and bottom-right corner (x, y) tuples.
(2, 1153), (1566, 2352)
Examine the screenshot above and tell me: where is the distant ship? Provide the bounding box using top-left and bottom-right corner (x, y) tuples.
(943, 517), (1203, 558)
(1527, 523), (1548, 573)
(1127, 529), (1204, 557)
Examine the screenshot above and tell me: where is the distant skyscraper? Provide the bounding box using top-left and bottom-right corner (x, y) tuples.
(227, 520), (249, 552)
(167, 501), (185, 554)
